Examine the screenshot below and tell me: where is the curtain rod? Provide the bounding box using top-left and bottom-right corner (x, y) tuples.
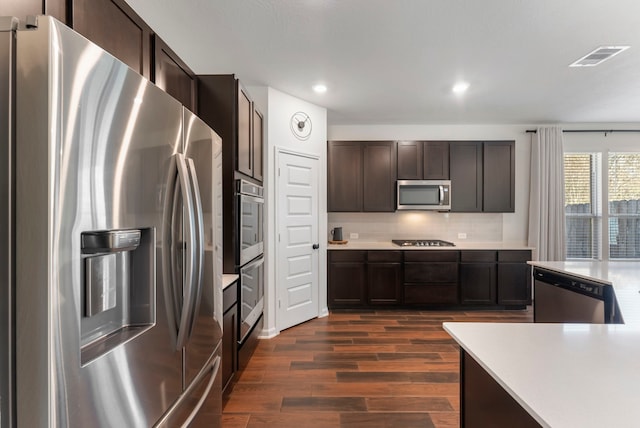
(525, 129), (640, 134)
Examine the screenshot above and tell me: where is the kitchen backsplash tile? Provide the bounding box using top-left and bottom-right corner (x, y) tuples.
(328, 212), (503, 242)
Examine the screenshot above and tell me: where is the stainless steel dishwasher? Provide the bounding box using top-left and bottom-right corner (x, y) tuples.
(533, 268), (620, 323)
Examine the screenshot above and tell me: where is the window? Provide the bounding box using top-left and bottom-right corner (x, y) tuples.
(564, 153), (600, 259)
(564, 151), (640, 260)
(608, 153), (640, 258)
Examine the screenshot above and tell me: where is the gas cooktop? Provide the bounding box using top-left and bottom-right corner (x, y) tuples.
(392, 239), (456, 247)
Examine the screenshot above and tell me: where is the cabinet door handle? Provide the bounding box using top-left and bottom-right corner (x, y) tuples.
(312, 243), (320, 250)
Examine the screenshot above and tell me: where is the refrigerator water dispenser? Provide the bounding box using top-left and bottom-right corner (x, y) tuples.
(85, 254), (118, 317)
(80, 228), (154, 365)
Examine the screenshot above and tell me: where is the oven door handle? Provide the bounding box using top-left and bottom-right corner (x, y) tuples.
(242, 255), (265, 271)
(240, 194), (265, 205)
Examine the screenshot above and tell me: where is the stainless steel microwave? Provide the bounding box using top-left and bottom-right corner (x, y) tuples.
(397, 180), (451, 211)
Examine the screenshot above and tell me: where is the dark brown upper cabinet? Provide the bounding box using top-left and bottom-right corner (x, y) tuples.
(198, 75), (263, 272)
(397, 141), (423, 180)
(450, 142), (483, 212)
(450, 140), (515, 213)
(328, 142), (363, 212)
(153, 36), (198, 113)
(397, 141), (450, 180)
(328, 141), (396, 212)
(363, 142), (397, 211)
(1, 0), (66, 23)
(252, 108), (264, 182)
(198, 75), (262, 182)
(72, 0), (152, 79)
(483, 141), (515, 212)
(424, 141), (450, 179)
(237, 86), (252, 177)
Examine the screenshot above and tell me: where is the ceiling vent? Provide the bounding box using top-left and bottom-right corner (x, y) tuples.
(569, 46), (630, 67)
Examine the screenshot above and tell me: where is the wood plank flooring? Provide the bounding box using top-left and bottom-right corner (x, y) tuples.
(222, 308), (533, 428)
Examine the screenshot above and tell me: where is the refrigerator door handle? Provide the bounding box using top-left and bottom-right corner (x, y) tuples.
(175, 153), (197, 350)
(182, 355), (220, 427)
(184, 157), (205, 339)
(161, 156), (180, 346)
(153, 354), (221, 428)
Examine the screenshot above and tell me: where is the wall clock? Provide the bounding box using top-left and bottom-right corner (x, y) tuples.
(290, 111), (312, 140)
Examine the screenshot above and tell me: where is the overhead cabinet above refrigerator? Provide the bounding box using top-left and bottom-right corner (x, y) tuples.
(1, 16), (222, 428)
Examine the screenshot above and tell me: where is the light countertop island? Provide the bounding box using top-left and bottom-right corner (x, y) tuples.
(444, 322), (640, 428)
(445, 260), (640, 427)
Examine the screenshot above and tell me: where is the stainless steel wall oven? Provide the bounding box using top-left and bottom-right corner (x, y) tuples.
(236, 179), (265, 345)
(238, 180), (264, 265)
(239, 255), (264, 342)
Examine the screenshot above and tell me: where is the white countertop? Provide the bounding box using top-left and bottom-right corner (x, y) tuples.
(222, 274), (238, 290)
(529, 261), (640, 325)
(328, 241), (534, 250)
(444, 322), (640, 428)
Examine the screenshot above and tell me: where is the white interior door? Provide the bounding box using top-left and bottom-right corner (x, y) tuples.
(276, 150), (319, 331)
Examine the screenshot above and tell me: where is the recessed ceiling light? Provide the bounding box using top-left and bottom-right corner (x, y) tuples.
(313, 84), (327, 94)
(569, 46), (630, 67)
(452, 82), (470, 94)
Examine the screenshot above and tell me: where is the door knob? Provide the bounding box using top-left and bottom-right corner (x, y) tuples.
(312, 243), (319, 250)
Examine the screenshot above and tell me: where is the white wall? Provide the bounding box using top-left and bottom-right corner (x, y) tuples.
(248, 86), (328, 337)
(328, 124), (533, 244)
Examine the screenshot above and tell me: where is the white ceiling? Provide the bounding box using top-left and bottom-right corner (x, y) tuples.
(124, 0), (640, 126)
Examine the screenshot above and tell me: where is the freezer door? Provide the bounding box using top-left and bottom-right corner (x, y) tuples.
(15, 17), (184, 427)
(155, 345), (222, 428)
(0, 16), (17, 428)
(183, 108), (224, 390)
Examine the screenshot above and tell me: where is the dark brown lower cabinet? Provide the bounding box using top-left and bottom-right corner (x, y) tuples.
(403, 251), (459, 305)
(498, 250), (532, 305)
(367, 251), (402, 305)
(222, 281), (238, 394)
(327, 249), (531, 309)
(460, 251), (497, 305)
(462, 350), (541, 427)
(404, 284), (458, 305)
(328, 251), (367, 308)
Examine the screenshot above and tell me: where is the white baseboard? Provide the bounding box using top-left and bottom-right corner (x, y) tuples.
(258, 326), (279, 339)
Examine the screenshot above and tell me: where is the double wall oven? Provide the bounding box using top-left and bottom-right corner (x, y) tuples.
(237, 180), (264, 343)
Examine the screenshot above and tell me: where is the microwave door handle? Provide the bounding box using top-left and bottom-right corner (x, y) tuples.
(185, 157), (205, 339)
(175, 153), (196, 350)
(439, 185), (444, 204)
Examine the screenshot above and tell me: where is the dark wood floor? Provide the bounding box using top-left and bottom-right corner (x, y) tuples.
(222, 308), (533, 428)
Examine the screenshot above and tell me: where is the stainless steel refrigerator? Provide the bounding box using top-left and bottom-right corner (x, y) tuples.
(0, 15), (223, 427)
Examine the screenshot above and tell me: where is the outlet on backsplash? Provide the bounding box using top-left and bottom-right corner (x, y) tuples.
(350, 232), (359, 239)
(458, 232), (467, 239)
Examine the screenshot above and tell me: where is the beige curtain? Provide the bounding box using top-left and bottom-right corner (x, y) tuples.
(528, 127), (566, 261)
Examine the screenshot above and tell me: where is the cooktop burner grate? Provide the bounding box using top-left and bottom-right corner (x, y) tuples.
(392, 239), (456, 247)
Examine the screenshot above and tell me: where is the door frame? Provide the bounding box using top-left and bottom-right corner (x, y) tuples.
(274, 147), (325, 333)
